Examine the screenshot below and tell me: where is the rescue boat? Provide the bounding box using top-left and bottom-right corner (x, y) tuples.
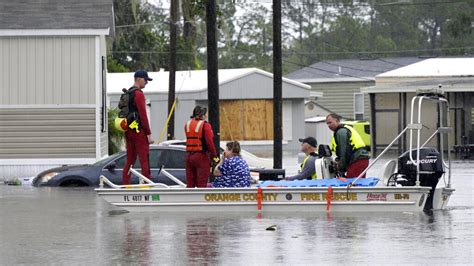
(96, 89), (454, 213)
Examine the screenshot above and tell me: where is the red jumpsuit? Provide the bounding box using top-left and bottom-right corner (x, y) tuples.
(122, 89), (152, 185)
(185, 119), (217, 188)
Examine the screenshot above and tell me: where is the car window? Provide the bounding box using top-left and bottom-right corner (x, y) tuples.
(364, 125), (370, 135)
(113, 150), (163, 169)
(149, 149), (162, 169)
(115, 155), (128, 169)
(93, 153), (122, 166)
(159, 149), (186, 169)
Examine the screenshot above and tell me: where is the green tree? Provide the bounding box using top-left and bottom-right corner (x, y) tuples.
(108, 0), (473, 75)
(281, 0), (473, 73)
(180, 0), (207, 69)
(109, 0), (168, 72)
(370, 4), (423, 54)
(108, 108), (124, 154)
(217, 2), (273, 71)
(441, 3), (474, 55)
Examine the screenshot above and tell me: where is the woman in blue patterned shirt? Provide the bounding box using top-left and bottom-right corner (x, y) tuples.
(212, 141), (251, 188)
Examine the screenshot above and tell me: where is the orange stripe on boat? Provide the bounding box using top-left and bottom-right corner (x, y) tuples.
(257, 187), (263, 211)
(326, 186), (333, 212)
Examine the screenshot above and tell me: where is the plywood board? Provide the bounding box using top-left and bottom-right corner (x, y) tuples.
(243, 100), (273, 140)
(220, 100), (244, 141)
(219, 100), (274, 141)
(265, 100), (274, 140)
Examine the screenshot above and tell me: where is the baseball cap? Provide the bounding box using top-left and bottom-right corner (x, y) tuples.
(134, 70), (153, 81)
(298, 137), (317, 148)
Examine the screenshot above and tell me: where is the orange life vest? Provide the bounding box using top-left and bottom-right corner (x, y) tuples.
(185, 119), (205, 152)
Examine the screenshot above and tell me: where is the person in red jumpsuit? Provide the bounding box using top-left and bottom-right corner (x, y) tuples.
(122, 70), (154, 185)
(185, 106), (218, 188)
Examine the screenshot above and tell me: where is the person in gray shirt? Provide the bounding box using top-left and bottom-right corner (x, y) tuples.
(286, 137), (318, 180)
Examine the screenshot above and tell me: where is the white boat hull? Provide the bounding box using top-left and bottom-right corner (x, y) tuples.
(432, 187), (455, 210)
(96, 186), (433, 213)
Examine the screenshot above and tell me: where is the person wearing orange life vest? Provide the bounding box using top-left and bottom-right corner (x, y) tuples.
(185, 106), (218, 188)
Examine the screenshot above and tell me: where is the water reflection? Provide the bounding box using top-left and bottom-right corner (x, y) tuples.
(186, 218), (219, 264)
(122, 218), (151, 265)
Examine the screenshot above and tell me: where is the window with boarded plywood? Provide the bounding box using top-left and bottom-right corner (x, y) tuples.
(220, 100), (274, 141)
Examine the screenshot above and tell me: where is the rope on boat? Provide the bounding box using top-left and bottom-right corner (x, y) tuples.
(158, 99), (177, 143)
(157, 70), (190, 143)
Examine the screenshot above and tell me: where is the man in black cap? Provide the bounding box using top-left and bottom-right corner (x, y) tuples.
(122, 70), (154, 185)
(286, 137), (318, 180)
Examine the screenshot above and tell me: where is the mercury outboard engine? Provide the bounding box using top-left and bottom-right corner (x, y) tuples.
(398, 147), (444, 210)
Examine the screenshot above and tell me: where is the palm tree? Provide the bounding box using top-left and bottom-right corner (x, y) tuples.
(108, 108), (125, 154)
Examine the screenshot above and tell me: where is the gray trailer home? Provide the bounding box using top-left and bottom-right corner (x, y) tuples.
(108, 68), (315, 153)
(0, 0), (114, 180)
(362, 57), (474, 155)
(285, 57), (424, 120)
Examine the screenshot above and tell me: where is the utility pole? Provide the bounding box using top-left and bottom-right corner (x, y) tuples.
(273, 0), (283, 169)
(167, 0), (178, 140)
(206, 0), (220, 154)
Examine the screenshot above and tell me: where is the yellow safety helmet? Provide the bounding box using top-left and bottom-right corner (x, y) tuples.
(114, 117), (128, 132)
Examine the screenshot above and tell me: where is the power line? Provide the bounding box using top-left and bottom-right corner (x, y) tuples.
(320, 60), (386, 73)
(110, 46), (474, 55)
(283, 46), (474, 55)
(283, 59), (375, 81)
(376, 58), (407, 67)
(215, 38), (376, 81)
(374, 0), (466, 6)
(240, 0), (467, 6)
(233, 2), (271, 18)
(115, 23), (156, 28)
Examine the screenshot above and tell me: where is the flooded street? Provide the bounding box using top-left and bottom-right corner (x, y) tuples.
(1, 159), (473, 264)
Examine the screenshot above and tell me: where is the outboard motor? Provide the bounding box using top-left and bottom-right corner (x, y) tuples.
(397, 147), (444, 210)
(315, 144), (336, 179)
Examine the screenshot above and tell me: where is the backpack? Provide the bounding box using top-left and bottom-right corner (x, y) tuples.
(117, 87), (139, 125)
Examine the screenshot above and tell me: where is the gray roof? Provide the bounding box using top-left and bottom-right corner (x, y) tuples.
(285, 57), (426, 83)
(0, 0), (114, 30)
(362, 77), (474, 93)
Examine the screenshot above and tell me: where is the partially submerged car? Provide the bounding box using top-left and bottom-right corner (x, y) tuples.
(33, 141), (273, 187)
(33, 145), (187, 187)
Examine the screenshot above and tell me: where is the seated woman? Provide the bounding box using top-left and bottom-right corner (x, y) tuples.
(212, 141), (251, 188)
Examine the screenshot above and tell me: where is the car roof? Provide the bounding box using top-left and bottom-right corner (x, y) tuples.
(151, 144), (185, 151)
(158, 140), (186, 146)
(343, 120), (369, 125)
(110, 145), (185, 157)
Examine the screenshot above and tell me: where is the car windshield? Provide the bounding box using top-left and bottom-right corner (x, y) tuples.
(93, 152), (123, 166)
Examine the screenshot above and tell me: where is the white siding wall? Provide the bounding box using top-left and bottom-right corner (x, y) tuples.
(282, 100), (293, 141)
(305, 122), (333, 146)
(99, 35), (108, 157)
(0, 36), (96, 105)
(309, 81), (373, 120)
(220, 73), (310, 99)
(375, 93), (439, 150)
(0, 107), (96, 159)
(0, 36), (102, 179)
(100, 132), (108, 157)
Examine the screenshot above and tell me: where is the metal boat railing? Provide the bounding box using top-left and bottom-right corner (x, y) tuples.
(99, 166), (186, 189)
(348, 89), (452, 191)
(99, 175), (170, 189)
